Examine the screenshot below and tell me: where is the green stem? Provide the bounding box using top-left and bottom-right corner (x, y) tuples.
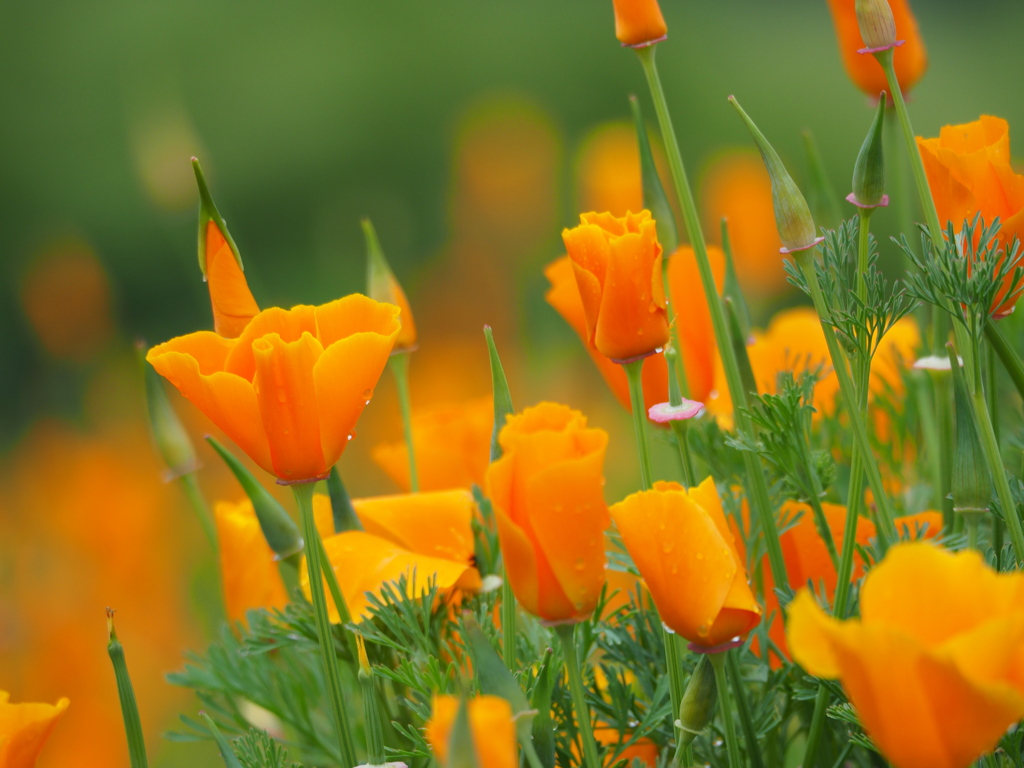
(797, 251), (898, 547)
(317, 534), (359, 662)
(802, 686), (830, 768)
(709, 653), (743, 768)
(624, 359), (654, 490)
(670, 422), (696, 488)
(664, 629), (686, 747)
(935, 372), (955, 530)
(725, 650), (765, 768)
(674, 744), (694, 768)
(966, 513), (981, 551)
(294, 482), (358, 768)
(986, 319), (1024, 405)
(913, 375), (945, 520)
(635, 44), (787, 591)
(178, 472), (217, 550)
(663, 256), (691, 399)
(107, 611), (149, 768)
(390, 352), (418, 492)
(555, 623), (601, 768)
(501, 575), (518, 671)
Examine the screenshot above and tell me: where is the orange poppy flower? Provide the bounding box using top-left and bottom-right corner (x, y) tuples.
(593, 728), (659, 768)
(788, 542), (1024, 768)
(544, 246), (722, 411)
(147, 294), (401, 483)
(426, 695), (517, 768)
(204, 220), (260, 339)
(825, 0), (927, 96)
(372, 396), (492, 492)
(918, 116), (1024, 317)
(0, 691), (69, 768)
(486, 402), (610, 624)
(611, 0), (668, 48)
(353, 489), (478, 566)
(561, 211), (669, 362)
(610, 478), (761, 648)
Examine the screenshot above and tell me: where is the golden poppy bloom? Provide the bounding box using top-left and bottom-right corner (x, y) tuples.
(372, 396), (492, 492)
(147, 294), (400, 483)
(576, 123), (643, 217)
(204, 220), (260, 338)
(0, 691), (69, 767)
(426, 695), (517, 768)
(612, 0), (668, 48)
(486, 402), (610, 623)
(788, 542), (1024, 768)
(610, 478), (761, 647)
(353, 489), (478, 566)
(918, 116), (1024, 318)
(545, 246), (722, 409)
(561, 210), (669, 362)
(825, 0), (927, 96)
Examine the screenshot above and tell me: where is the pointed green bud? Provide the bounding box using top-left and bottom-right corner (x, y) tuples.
(138, 344), (198, 480)
(106, 609), (150, 768)
(855, 0), (898, 52)
(192, 158), (242, 277)
(198, 712), (245, 768)
(629, 95), (678, 254)
(206, 436), (302, 558)
(677, 655), (717, 748)
(849, 93), (889, 209)
(800, 129), (842, 230)
(364, 218), (417, 350)
(356, 636), (388, 766)
(484, 326), (515, 462)
(946, 344), (992, 515)
(328, 465), (363, 533)
(728, 97), (820, 254)
(719, 218), (751, 340)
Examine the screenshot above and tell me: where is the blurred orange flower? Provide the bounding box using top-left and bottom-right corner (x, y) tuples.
(576, 123), (643, 217)
(486, 402), (610, 623)
(0, 691), (69, 768)
(147, 295), (400, 483)
(788, 542), (1024, 768)
(561, 210), (669, 362)
(426, 695), (517, 768)
(918, 116), (1024, 318)
(825, 0), (927, 96)
(611, 0), (668, 48)
(203, 220), (260, 339)
(372, 396), (492, 492)
(594, 728), (659, 768)
(610, 478), (761, 648)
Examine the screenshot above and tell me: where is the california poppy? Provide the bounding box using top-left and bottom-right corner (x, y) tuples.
(426, 695), (517, 768)
(353, 489), (478, 566)
(611, 0), (668, 48)
(147, 294), (401, 483)
(486, 402), (610, 623)
(0, 691), (69, 767)
(788, 542), (1024, 768)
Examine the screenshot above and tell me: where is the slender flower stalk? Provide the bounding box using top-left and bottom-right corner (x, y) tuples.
(178, 472), (217, 551)
(554, 624), (601, 768)
(623, 359), (654, 490)
(390, 352), (419, 492)
(708, 652), (742, 768)
(633, 44), (788, 592)
(293, 481), (358, 768)
(106, 609), (149, 768)
(986, 319), (1024, 405)
(724, 651), (765, 768)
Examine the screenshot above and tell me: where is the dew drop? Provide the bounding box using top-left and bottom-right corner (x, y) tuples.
(362, 388), (374, 400)
(574, 558), (586, 572)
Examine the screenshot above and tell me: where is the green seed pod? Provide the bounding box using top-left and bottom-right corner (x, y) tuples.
(850, 93), (888, 208)
(947, 345), (992, 516)
(855, 0), (898, 51)
(677, 654), (718, 748)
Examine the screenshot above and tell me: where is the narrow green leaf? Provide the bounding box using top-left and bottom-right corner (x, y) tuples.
(328, 465), (363, 532)
(629, 94), (678, 253)
(198, 711), (246, 768)
(484, 326), (514, 461)
(106, 609), (150, 768)
(529, 648), (557, 768)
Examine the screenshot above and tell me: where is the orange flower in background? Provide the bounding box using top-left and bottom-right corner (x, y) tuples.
(593, 728), (659, 768)
(426, 695), (517, 768)
(486, 402), (610, 623)
(612, 0), (668, 48)
(562, 210), (669, 362)
(610, 478), (761, 647)
(576, 123), (643, 217)
(203, 220), (260, 339)
(700, 150), (786, 298)
(826, 0), (927, 96)
(918, 116), (1024, 318)
(788, 542), (1024, 768)
(372, 396), (492, 492)
(147, 294), (400, 482)
(353, 489), (478, 565)
(0, 692), (69, 768)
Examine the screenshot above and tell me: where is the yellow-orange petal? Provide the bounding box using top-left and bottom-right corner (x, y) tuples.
(785, 588), (844, 679)
(224, 305), (319, 380)
(612, 0), (667, 47)
(353, 489), (477, 565)
(205, 220), (259, 338)
(0, 691), (70, 768)
(426, 695), (517, 768)
(252, 331), (327, 482)
(215, 498), (289, 623)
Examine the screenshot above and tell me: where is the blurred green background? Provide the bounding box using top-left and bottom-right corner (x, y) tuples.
(4, 0), (1024, 444)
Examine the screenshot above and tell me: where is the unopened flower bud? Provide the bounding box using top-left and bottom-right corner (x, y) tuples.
(947, 345), (992, 516)
(364, 218), (417, 351)
(677, 655), (717, 748)
(612, 0), (668, 48)
(728, 97), (820, 255)
(855, 0), (898, 52)
(849, 93), (889, 209)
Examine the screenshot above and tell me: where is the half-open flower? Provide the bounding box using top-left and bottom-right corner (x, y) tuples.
(611, 0), (668, 48)
(147, 294), (400, 483)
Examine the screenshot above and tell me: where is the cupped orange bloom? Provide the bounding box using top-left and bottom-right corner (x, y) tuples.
(918, 116), (1024, 318)
(147, 294), (400, 483)
(372, 396), (492, 492)
(0, 691), (69, 768)
(426, 695), (517, 768)
(612, 0), (667, 48)
(215, 495), (333, 623)
(610, 478), (761, 647)
(826, 0), (927, 96)
(486, 402), (610, 624)
(788, 542), (1024, 768)
(204, 220), (260, 338)
(544, 246), (723, 411)
(561, 211), (669, 362)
